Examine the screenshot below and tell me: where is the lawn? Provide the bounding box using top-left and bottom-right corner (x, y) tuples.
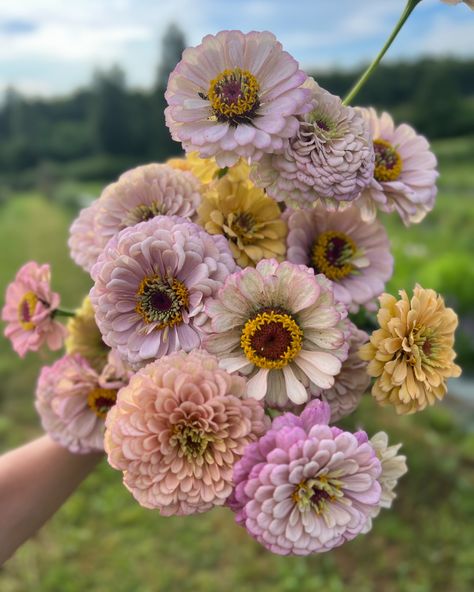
(0, 138), (473, 591)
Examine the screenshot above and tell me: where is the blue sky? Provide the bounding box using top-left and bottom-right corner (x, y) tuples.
(0, 0), (473, 97)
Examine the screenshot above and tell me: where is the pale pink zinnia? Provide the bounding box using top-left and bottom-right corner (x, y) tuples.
(165, 30), (312, 167)
(356, 108), (438, 225)
(229, 400), (382, 555)
(68, 200), (103, 273)
(252, 79), (374, 208)
(2, 261), (66, 357)
(105, 350), (269, 515)
(286, 205), (393, 311)
(35, 353), (124, 454)
(90, 216), (236, 366)
(204, 259), (351, 408)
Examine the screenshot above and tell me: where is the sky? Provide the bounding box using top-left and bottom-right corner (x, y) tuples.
(0, 0), (473, 97)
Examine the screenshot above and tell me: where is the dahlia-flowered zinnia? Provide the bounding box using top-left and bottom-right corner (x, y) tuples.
(356, 108), (438, 225)
(105, 350), (269, 515)
(310, 326), (371, 421)
(362, 431), (407, 532)
(68, 199), (103, 273)
(359, 285), (461, 414)
(90, 216), (236, 366)
(165, 30), (312, 167)
(2, 261), (66, 357)
(35, 352), (128, 454)
(198, 175), (287, 267)
(252, 78), (374, 208)
(65, 296), (109, 372)
(286, 205), (393, 311)
(204, 259), (351, 407)
(228, 400), (381, 555)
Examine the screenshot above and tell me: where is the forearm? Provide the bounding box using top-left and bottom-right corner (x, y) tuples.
(0, 435), (102, 565)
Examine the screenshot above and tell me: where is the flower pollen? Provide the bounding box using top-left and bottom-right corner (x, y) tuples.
(240, 309), (303, 369)
(291, 475), (343, 515)
(311, 231), (357, 280)
(208, 68), (260, 125)
(18, 291), (38, 330)
(135, 275), (189, 328)
(373, 139), (402, 182)
(87, 387), (118, 419)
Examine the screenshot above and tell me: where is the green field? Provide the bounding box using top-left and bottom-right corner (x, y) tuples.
(1, 138), (474, 591)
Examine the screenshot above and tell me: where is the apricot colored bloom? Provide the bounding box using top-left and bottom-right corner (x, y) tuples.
(65, 296), (109, 372)
(356, 108), (438, 226)
(2, 261), (66, 357)
(36, 354), (122, 453)
(105, 350), (269, 515)
(204, 259), (350, 407)
(252, 79), (374, 208)
(165, 30), (311, 167)
(286, 205), (393, 311)
(360, 286), (461, 414)
(198, 175), (287, 267)
(90, 216), (236, 366)
(229, 400), (381, 555)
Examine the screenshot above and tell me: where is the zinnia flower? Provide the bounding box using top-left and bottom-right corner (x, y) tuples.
(198, 175), (287, 267)
(104, 350), (269, 515)
(35, 353), (124, 453)
(90, 216), (236, 366)
(65, 296), (109, 372)
(204, 259), (351, 407)
(229, 400), (381, 555)
(68, 200), (103, 273)
(359, 285), (461, 414)
(251, 78), (374, 208)
(2, 261), (66, 357)
(363, 431), (407, 532)
(286, 205), (393, 311)
(310, 326), (371, 421)
(441, 0), (473, 8)
(356, 108), (438, 225)
(165, 30), (311, 167)
(167, 152), (220, 185)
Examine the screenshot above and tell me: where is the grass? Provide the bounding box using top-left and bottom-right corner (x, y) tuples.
(0, 138), (473, 591)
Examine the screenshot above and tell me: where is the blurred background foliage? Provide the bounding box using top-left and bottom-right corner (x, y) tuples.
(0, 23), (473, 592)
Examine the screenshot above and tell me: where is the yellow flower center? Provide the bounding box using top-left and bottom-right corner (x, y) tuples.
(311, 231), (356, 281)
(171, 424), (214, 462)
(208, 68), (260, 124)
(122, 202), (163, 227)
(135, 275), (189, 329)
(292, 475), (343, 515)
(18, 291), (38, 330)
(87, 387), (118, 418)
(240, 309), (303, 369)
(373, 139), (402, 182)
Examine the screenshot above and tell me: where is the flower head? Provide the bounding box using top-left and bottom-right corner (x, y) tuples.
(356, 108), (438, 225)
(252, 79), (374, 208)
(198, 175), (287, 267)
(105, 350), (269, 515)
(35, 353), (122, 453)
(441, 0), (473, 8)
(204, 259), (351, 408)
(65, 296), (109, 372)
(2, 262), (66, 357)
(286, 205), (393, 311)
(90, 216), (236, 366)
(229, 400), (381, 555)
(167, 152), (220, 184)
(359, 285), (461, 414)
(68, 200), (103, 273)
(165, 30), (311, 167)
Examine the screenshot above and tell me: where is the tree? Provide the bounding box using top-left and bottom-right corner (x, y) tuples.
(155, 24), (186, 90)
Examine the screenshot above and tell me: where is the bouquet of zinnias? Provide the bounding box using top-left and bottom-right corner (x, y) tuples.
(2, 28), (463, 556)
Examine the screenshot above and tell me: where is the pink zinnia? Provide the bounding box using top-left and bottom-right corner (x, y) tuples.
(204, 259), (351, 408)
(105, 350), (269, 515)
(229, 400), (382, 555)
(165, 30), (312, 167)
(286, 205), (393, 311)
(35, 352), (129, 454)
(252, 79), (374, 208)
(90, 216), (236, 366)
(2, 261), (66, 357)
(68, 200), (103, 273)
(356, 108), (438, 225)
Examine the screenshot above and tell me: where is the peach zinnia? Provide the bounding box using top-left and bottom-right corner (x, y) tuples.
(360, 285), (461, 414)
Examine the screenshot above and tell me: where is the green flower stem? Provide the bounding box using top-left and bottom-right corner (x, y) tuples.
(54, 308), (76, 318)
(342, 0), (423, 106)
